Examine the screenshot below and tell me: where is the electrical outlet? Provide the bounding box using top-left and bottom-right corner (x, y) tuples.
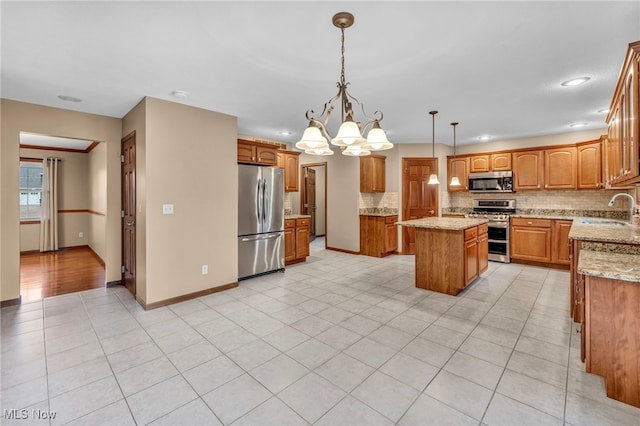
(162, 204), (174, 214)
(78, 231), (84, 238)
(201, 265), (208, 275)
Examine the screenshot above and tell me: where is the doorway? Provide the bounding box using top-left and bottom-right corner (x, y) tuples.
(402, 157), (438, 254)
(300, 163), (327, 243)
(18, 132), (107, 301)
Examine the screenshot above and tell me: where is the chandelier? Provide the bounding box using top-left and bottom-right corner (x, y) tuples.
(296, 12), (392, 156)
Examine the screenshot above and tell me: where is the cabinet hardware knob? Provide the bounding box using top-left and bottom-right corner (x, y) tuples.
(538, 185), (541, 188)
(527, 221), (533, 225)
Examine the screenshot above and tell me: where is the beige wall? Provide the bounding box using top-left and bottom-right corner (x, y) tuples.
(1, 99), (121, 302)
(88, 142), (107, 260)
(123, 97), (237, 305)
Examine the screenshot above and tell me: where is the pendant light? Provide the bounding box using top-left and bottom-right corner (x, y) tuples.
(428, 111), (440, 185)
(450, 122), (461, 186)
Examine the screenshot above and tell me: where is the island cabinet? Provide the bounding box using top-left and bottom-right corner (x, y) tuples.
(447, 156), (470, 192)
(237, 139), (279, 166)
(512, 150), (544, 190)
(360, 215), (398, 257)
(360, 155), (386, 193)
(285, 218), (310, 265)
(398, 218), (489, 296)
(606, 41), (640, 186)
(276, 150), (300, 192)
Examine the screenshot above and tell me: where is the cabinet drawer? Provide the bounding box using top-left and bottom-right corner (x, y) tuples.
(296, 218), (310, 227)
(478, 223), (488, 235)
(511, 217), (551, 228)
(385, 215), (398, 224)
(285, 219), (295, 228)
(464, 227), (477, 241)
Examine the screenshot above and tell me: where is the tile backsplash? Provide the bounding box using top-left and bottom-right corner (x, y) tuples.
(359, 192), (399, 210)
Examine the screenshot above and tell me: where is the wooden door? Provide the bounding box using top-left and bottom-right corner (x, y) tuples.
(491, 153), (512, 171)
(513, 150), (543, 190)
(373, 156), (386, 192)
(296, 225), (310, 258)
(577, 141), (602, 189)
(545, 147), (577, 189)
(470, 155), (490, 172)
(284, 225), (295, 263)
(448, 157), (470, 191)
(303, 168), (316, 241)
(552, 220), (573, 265)
(402, 158), (438, 254)
(121, 132), (136, 296)
(465, 238), (478, 285)
(477, 231), (489, 274)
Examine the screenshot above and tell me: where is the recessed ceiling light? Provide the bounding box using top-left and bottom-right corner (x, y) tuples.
(171, 90), (188, 99)
(279, 131), (292, 136)
(569, 122), (588, 128)
(597, 108), (610, 114)
(477, 135), (491, 141)
(561, 77), (590, 87)
(57, 95), (82, 102)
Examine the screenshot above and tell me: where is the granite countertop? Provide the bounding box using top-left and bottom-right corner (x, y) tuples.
(284, 214), (311, 220)
(569, 221), (640, 245)
(396, 217), (488, 230)
(578, 250), (640, 282)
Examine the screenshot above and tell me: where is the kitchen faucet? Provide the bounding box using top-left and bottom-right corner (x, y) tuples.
(608, 193), (636, 224)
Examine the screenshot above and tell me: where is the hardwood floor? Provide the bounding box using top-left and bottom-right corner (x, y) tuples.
(20, 246), (105, 302)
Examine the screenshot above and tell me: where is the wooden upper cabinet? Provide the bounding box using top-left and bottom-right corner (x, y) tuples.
(237, 139), (278, 166)
(577, 140), (603, 189)
(545, 147), (577, 189)
(277, 150), (300, 192)
(360, 154), (386, 193)
(447, 156), (470, 191)
(491, 153), (512, 171)
(512, 150), (544, 190)
(606, 41), (640, 185)
(470, 153), (511, 172)
(470, 155), (490, 172)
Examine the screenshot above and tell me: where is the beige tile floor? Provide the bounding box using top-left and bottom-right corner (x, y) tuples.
(2, 237), (640, 425)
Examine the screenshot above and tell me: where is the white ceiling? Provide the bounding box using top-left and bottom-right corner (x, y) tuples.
(2, 1), (639, 146)
(20, 132), (95, 151)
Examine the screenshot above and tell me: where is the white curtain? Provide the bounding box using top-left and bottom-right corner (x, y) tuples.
(40, 157), (59, 252)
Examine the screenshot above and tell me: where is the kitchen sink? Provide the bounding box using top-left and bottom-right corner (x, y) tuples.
(579, 219), (628, 226)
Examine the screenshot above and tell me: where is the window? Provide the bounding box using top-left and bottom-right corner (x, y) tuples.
(20, 161), (43, 221)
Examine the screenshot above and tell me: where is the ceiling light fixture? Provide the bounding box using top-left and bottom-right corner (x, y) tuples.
(597, 108), (610, 114)
(171, 90), (188, 98)
(279, 131), (292, 136)
(428, 111), (440, 185)
(477, 135), (491, 141)
(296, 12), (391, 157)
(569, 122), (588, 128)
(450, 122), (461, 187)
(561, 77), (590, 87)
(57, 95), (82, 102)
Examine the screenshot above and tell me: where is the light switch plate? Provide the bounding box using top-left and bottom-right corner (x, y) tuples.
(162, 204), (174, 214)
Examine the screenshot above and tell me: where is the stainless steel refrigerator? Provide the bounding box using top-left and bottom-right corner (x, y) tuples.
(238, 164), (285, 280)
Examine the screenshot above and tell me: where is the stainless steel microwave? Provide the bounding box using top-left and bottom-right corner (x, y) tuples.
(468, 171), (514, 192)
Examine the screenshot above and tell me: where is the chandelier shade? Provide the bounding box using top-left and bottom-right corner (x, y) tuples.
(299, 12), (392, 156)
(450, 121), (461, 186)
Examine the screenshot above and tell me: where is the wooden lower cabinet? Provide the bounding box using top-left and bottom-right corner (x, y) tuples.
(511, 218), (552, 262)
(569, 239), (584, 324)
(360, 215), (398, 257)
(584, 274), (640, 408)
(415, 223), (488, 295)
(552, 220), (573, 265)
(285, 218), (310, 265)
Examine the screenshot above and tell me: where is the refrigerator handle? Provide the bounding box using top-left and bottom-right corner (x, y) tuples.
(263, 178), (268, 224)
(256, 179), (262, 222)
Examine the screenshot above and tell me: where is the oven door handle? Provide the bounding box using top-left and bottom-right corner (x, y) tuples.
(488, 222), (509, 228)
(488, 239), (509, 243)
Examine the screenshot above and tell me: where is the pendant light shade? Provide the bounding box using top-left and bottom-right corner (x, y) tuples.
(450, 121), (461, 186)
(295, 122), (330, 151)
(364, 120), (393, 151)
(428, 110), (440, 185)
(342, 144), (371, 157)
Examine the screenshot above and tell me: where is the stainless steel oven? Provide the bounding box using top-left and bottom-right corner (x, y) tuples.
(467, 199), (516, 263)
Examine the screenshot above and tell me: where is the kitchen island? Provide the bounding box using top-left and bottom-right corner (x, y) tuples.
(396, 217), (489, 296)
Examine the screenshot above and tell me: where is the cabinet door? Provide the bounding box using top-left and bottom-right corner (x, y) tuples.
(384, 223), (397, 253)
(511, 226), (551, 262)
(552, 220), (573, 265)
(284, 154), (299, 192)
(237, 141), (255, 163)
(464, 238), (478, 285)
(513, 150), (543, 190)
(491, 153), (512, 171)
(448, 157), (470, 191)
(477, 231), (488, 274)
(545, 147), (577, 189)
(277, 151), (285, 169)
(284, 227), (296, 263)
(373, 156), (386, 192)
(470, 155), (490, 173)
(577, 142), (602, 189)
(256, 146), (278, 166)
(295, 224), (310, 258)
